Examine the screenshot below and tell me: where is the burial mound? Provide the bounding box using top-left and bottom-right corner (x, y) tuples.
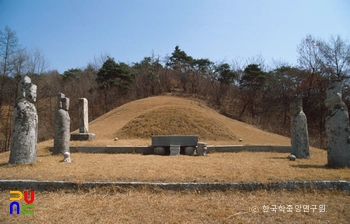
(115, 105), (237, 141)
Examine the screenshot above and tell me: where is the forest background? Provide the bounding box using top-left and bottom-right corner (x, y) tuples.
(1, 26), (350, 152)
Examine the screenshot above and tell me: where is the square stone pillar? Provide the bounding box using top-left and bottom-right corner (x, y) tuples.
(79, 98), (89, 133)
(71, 98), (96, 141)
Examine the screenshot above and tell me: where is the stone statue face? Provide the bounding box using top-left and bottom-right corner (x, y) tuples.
(57, 93), (66, 109)
(18, 76), (32, 99)
(26, 84), (37, 103)
(325, 87), (341, 109)
(290, 101), (302, 116)
(62, 98), (70, 111)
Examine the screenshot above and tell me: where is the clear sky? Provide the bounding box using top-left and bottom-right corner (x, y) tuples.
(1, 0), (349, 73)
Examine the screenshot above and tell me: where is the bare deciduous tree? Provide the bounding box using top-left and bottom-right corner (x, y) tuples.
(319, 35), (350, 80)
(27, 48), (49, 75)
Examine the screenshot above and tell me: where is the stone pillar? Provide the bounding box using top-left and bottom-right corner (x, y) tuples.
(169, 145), (180, 156)
(8, 76), (38, 164)
(325, 81), (350, 168)
(197, 142), (207, 156)
(70, 98), (95, 140)
(290, 98), (310, 158)
(53, 93), (70, 156)
(79, 98), (88, 133)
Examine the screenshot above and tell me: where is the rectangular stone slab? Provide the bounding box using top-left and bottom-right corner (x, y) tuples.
(207, 145), (215, 153)
(135, 146), (154, 155)
(77, 146), (106, 153)
(245, 145), (273, 152)
(152, 135), (198, 147)
(273, 146), (291, 153)
(215, 145), (244, 152)
(105, 146), (135, 153)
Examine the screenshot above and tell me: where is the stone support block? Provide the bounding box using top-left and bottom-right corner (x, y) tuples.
(154, 146), (166, 155)
(170, 145), (181, 156)
(197, 142), (207, 156)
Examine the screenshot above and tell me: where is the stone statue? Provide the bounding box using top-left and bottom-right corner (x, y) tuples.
(8, 76), (38, 164)
(53, 93), (70, 156)
(290, 98), (310, 158)
(325, 81), (350, 168)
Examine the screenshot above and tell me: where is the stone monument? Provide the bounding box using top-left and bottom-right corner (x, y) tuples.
(290, 98), (310, 158)
(8, 76), (38, 164)
(53, 93), (70, 156)
(70, 98), (95, 140)
(325, 81), (350, 168)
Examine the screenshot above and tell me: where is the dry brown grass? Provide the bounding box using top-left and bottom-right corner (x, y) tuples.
(0, 147), (349, 183)
(1, 189), (349, 223)
(1, 95), (350, 223)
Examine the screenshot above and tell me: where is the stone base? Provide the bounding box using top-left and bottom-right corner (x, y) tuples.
(184, 146), (195, 155)
(197, 142), (207, 156)
(154, 147), (166, 155)
(70, 133), (96, 141)
(170, 145), (180, 156)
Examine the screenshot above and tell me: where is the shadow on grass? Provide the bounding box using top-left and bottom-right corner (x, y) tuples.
(269, 157), (287, 160)
(0, 162), (8, 167)
(290, 164), (329, 169)
(37, 154), (52, 157)
(0, 162), (37, 167)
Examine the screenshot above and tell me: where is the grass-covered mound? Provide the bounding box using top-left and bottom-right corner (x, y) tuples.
(115, 105), (236, 140)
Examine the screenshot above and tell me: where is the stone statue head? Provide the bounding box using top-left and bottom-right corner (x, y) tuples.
(325, 81), (342, 109)
(57, 93), (65, 109)
(17, 76), (32, 100)
(62, 97), (69, 111)
(25, 83), (37, 103)
(57, 93), (69, 111)
(290, 98), (302, 116)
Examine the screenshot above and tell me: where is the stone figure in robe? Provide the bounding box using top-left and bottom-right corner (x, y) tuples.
(325, 81), (350, 168)
(8, 76), (38, 164)
(290, 98), (310, 158)
(53, 93), (70, 156)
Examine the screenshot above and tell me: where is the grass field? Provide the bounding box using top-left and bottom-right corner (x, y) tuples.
(0, 149), (349, 183)
(1, 96), (349, 223)
(1, 188), (349, 223)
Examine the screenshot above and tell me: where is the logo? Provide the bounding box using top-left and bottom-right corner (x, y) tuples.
(9, 190), (35, 215)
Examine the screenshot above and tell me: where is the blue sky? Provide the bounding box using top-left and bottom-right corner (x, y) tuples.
(1, 0), (349, 73)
